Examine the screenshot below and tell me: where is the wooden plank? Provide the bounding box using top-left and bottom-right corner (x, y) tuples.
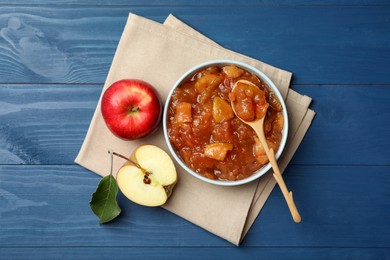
(1, 165), (389, 247)
(0, 6), (389, 84)
(0, 247), (389, 260)
(291, 85), (390, 165)
(0, 0), (389, 5)
(0, 84), (100, 164)
(246, 164), (390, 247)
(1, 84), (389, 165)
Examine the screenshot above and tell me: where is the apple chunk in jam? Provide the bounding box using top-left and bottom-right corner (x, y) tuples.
(167, 65), (284, 181)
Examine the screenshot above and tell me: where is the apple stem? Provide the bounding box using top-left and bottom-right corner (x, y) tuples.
(110, 150), (148, 175)
(130, 106), (139, 113)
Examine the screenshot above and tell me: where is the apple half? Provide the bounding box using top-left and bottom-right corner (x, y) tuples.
(116, 145), (177, 207)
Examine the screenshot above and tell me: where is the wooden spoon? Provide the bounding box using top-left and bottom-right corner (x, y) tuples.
(231, 80), (301, 223)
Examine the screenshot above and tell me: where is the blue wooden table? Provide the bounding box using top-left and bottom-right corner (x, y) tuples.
(1, 1), (389, 259)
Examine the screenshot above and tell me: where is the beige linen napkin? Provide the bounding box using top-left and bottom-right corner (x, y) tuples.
(75, 13), (315, 245)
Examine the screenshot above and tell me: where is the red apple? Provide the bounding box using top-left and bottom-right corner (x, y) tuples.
(101, 79), (162, 140)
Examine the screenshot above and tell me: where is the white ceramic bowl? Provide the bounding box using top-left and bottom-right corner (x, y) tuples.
(163, 60), (288, 186)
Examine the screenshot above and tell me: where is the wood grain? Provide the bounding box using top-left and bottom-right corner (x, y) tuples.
(0, 247), (389, 260)
(0, 84), (100, 164)
(0, 0), (389, 5)
(1, 165), (389, 247)
(0, 6), (389, 84)
(290, 85), (390, 165)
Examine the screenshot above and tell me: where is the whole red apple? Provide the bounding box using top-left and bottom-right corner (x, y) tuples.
(101, 79), (162, 140)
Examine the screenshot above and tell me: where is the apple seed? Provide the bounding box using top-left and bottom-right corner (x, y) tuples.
(143, 175), (151, 184)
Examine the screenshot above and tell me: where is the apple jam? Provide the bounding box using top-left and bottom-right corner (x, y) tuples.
(167, 65), (284, 181)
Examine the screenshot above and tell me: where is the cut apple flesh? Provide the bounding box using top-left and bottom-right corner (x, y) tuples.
(117, 165), (169, 207)
(116, 145), (177, 207)
(133, 145), (177, 186)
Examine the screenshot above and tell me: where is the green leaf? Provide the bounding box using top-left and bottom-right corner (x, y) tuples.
(90, 175), (121, 224)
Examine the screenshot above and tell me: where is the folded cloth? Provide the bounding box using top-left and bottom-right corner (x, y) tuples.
(75, 13), (315, 246)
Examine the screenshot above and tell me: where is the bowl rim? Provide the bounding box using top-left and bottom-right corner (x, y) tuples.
(163, 59), (289, 186)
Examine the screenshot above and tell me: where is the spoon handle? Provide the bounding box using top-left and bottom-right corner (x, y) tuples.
(254, 126), (302, 223)
(268, 148), (302, 223)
